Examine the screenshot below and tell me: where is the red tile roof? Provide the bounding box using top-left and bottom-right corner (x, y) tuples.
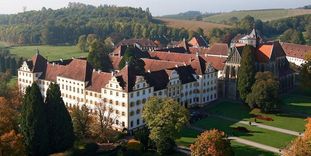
(188, 36), (208, 47)
(205, 43), (229, 56)
(281, 42), (311, 59)
(142, 58), (184, 72)
(201, 56), (226, 70)
(86, 72), (112, 92)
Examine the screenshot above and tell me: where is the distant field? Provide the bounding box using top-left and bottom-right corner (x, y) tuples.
(204, 9), (311, 23)
(10, 45), (88, 61)
(0, 41), (11, 47)
(157, 18), (231, 34)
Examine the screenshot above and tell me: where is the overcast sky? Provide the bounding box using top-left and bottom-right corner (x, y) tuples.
(0, 0), (310, 16)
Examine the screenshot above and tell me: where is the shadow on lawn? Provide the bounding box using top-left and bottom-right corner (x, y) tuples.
(232, 143), (277, 156)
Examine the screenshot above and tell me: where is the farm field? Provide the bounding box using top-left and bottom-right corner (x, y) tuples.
(157, 18), (231, 34)
(203, 9), (311, 23)
(9, 45), (88, 61)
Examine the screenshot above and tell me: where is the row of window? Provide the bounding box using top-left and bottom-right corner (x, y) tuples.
(57, 78), (83, 86)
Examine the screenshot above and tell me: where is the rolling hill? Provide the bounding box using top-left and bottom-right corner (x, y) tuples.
(157, 18), (231, 34)
(203, 9), (311, 23)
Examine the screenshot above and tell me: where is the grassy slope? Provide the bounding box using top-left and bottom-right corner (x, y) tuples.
(9, 45), (88, 61)
(204, 9), (311, 23)
(157, 18), (231, 34)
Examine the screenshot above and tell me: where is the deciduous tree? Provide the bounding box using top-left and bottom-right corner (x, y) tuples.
(71, 104), (92, 139)
(246, 72), (279, 113)
(142, 97), (189, 155)
(190, 129), (234, 156)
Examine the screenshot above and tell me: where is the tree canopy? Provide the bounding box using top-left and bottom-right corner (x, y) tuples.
(45, 83), (75, 154)
(142, 97), (189, 154)
(190, 129), (234, 156)
(237, 45), (256, 102)
(20, 83), (49, 155)
(0, 2), (190, 45)
(246, 72), (280, 113)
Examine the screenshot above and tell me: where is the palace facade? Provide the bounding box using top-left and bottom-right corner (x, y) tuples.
(18, 51), (219, 132)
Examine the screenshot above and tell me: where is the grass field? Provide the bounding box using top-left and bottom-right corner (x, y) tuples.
(207, 97), (308, 132)
(0, 41), (11, 47)
(176, 128), (278, 156)
(204, 9), (311, 23)
(157, 18), (231, 34)
(9, 45), (88, 61)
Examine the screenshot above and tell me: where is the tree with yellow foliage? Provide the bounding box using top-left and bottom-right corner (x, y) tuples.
(284, 118), (311, 156)
(190, 129), (234, 156)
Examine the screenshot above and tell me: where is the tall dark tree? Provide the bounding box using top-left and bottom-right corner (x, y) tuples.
(20, 83), (48, 156)
(9, 58), (17, 75)
(0, 56), (5, 73)
(87, 39), (113, 72)
(237, 45), (256, 102)
(118, 46), (145, 74)
(45, 83), (75, 154)
(246, 72), (280, 113)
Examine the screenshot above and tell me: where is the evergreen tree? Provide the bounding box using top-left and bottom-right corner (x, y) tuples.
(237, 45), (256, 102)
(10, 58), (17, 75)
(20, 83), (49, 156)
(45, 83), (75, 154)
(0, 56), (5, 73)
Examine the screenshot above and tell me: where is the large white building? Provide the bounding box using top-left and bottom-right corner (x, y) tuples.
(18, 51), (219, 132)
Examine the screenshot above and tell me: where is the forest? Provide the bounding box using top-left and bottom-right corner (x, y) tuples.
(0, 2), (189, 45)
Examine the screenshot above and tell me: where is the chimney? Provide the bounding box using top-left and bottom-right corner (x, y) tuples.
(183, 62), (186, 66)
(60, 59), (63, 62)
(93, 69), (96, 72)
(196, 52), (199, 57)
(175, 64), (178, 68)
(147, 69), (151, 73)
(98, 70), (101, 73)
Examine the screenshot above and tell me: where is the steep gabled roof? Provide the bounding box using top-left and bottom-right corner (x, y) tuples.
(61, 59), (93, 81)
(86, 71), (112, 92)
(188, 36), (208, 48)
(115, 65), (137, 92)
(31, 53), (47, 72)
(201, 56), (226, 71)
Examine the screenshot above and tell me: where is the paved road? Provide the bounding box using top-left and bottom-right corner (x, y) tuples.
(212, 114), (303, 136)
(229, 137), (282, 154)
(176, 146), (191, 155)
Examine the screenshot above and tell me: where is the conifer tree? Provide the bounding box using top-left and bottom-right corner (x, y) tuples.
(237, 45), (256, 102)
(0, 56), (5, 73)
(20, 83), (49, 156)
(45, 83), (75, 154)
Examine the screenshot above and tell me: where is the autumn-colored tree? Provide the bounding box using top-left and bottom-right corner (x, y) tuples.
(0, 130), (25, 156)
(284, 118), (311, 156)
(190, 129), (234, 156)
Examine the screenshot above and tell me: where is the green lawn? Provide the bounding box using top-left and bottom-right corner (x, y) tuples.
(9, 45), (88, 61)
(193, 116), (295, 148)
(282, 94), (311, 115)
(207, 98), (308, 132)
(176, 128), (278, 155)
(231, 141), (278, 156)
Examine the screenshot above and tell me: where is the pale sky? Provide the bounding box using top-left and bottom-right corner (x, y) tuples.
(0, 0), (310, 16)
